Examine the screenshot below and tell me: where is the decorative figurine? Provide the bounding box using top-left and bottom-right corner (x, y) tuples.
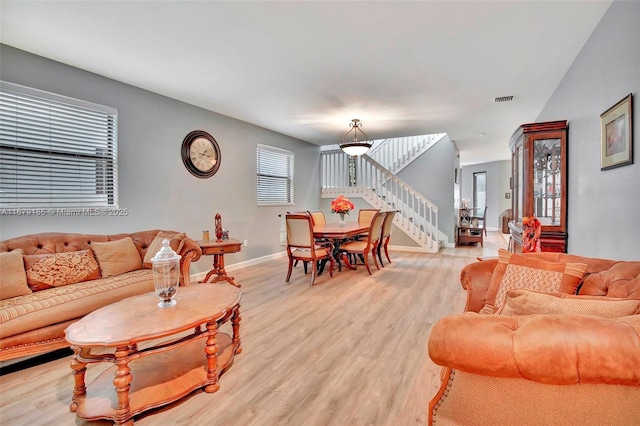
(215, 213), (223, 242)
(522, 216), (542, 253)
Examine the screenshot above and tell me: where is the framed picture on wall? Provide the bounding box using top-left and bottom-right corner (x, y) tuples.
(600, 93), (633, 170)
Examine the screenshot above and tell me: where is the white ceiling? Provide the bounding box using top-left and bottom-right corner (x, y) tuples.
(0, 1), (612, 166)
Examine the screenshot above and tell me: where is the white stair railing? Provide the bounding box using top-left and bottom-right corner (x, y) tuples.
(321, 149), (441, 252)
(367, 133), (446, 174)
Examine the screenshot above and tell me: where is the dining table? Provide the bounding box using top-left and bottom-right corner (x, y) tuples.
(313, 222), (369, 271)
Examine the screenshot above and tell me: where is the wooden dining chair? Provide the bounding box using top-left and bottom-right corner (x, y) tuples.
(353, 208), (380, 242)
(338, 211), (386, 275)
(285, 212), (334, 286)
(307, 210), (332, 245)
(378, 210), (397, 267)
(307, 210), (326, 226)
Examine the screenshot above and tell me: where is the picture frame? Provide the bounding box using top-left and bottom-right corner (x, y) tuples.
(600, 93), (633, 170)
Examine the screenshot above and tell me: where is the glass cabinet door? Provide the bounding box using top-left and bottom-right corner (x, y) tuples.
(532, 138), (561, 226)
(509, 120), (567, 253)
(514, 143), (524, 223)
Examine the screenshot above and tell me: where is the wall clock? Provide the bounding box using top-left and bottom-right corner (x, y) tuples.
(181, 130), (221, 178)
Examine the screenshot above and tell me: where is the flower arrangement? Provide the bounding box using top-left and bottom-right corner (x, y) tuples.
(330, 195), (355, 219)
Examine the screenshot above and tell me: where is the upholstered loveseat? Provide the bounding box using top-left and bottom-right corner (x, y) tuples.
(428, 249), (640, 425)
(0, 230), (201, 362)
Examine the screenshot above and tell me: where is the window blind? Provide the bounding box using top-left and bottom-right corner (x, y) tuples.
(256, 144), (293, 205)
(0, 81), (118, 209)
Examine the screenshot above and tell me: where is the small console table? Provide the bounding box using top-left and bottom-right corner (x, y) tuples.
(196, 238), (242, 287)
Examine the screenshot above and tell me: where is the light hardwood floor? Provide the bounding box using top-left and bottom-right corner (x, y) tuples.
(0, 232), (507, 426)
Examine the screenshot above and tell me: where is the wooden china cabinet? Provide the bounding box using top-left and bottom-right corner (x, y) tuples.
(508, 120), (568, 253)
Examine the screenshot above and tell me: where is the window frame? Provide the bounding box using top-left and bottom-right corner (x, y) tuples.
(0, 81), (118, 210)
(256, 144), (294, 206)
(473, 171), (487, 210)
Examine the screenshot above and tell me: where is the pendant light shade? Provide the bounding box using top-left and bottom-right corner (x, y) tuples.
(340, 119), (373, 156)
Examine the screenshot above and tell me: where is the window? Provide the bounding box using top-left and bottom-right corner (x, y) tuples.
(473, 171), (486, 209)
(0, 81), (118, 209)
(256, 144), (293, 205)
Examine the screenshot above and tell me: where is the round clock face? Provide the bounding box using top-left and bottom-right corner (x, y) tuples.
(181, 131), (221, 178)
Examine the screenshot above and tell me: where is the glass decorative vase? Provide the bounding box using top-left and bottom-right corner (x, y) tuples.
(339, 212), (347, 226)
(150, 239), (182, 308)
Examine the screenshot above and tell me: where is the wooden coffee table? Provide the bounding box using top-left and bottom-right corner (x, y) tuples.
(65, 284), (242, 425)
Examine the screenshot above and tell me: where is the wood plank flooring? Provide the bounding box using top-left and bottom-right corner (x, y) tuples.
(0, 232), (507, 426)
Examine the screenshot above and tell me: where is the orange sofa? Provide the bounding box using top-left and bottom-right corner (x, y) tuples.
(0, 230), (201, 362)
(428, 251), (640, 426)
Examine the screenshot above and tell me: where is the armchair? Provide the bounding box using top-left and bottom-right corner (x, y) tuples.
(428, 252), (640, 425)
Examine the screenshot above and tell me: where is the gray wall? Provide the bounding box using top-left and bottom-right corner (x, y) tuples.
(397, 135), (457, 242)
(461, 160), (511, 230)
(0, 45), (322, 274)
(536, 0), (640, 259)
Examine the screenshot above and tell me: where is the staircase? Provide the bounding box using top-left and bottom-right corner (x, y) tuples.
(321, 136), (447, 253)
(368, 133), (446, 174)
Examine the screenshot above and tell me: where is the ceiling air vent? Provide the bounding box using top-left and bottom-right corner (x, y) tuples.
(494, 95), (514, 103)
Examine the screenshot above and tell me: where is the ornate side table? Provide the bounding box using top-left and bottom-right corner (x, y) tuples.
(196, 238), (242, 287)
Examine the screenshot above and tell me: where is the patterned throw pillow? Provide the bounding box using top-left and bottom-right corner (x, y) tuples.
(0, 249), (32, 299)
(23, 249), (101, 292)
(91, 237), (143, 277)
(142, 231), (186, 269)
(500, 289), (640, 318)
(481, 249), (588, 313)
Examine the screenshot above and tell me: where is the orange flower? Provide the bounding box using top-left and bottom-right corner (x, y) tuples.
(330, 195), (355, 215)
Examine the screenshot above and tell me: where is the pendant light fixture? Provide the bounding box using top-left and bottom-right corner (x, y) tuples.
(339, 119), (373, 156)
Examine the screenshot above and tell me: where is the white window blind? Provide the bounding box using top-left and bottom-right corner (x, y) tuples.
(257, 144), (293, 205)
(0, 81), (118, 209)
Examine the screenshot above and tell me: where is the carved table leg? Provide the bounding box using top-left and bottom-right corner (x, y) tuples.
(113, 346), (133, 425)
(69, 346), (87, 412)
(204, 321), (220, 393)
(232, 305), (242, 354)
(209, 254), (241, 288)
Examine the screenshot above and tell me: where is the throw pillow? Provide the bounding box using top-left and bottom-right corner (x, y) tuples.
(0, 249), (31, 300)
(91, 237), (143, 277)
(142, 231), (186, 269)
(23, 249), (101, 292)
(500, 289), (640, 318)
(482, 249), (588, 314)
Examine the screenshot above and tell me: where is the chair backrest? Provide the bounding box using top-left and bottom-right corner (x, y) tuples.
(358, 209), (380, 226)
(381, 210), (397, 239)
(367, 211), (387, 244)
(471, 206), (487, 227)
(286, 213), (314, 249)
(307, 210), (326, 226)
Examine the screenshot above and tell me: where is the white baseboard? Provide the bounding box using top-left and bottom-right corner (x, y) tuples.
(190, 251), (287, 282)
(387, 244), (431, 253)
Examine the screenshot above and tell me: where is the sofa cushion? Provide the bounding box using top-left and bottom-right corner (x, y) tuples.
(0, 269), (154, 339)
(499, 289), (640, 318)
(142, 231), (186, 269)
(482, 249), (588, 313)
(0, 250), (31, 300)
(91, 237), (142, 277)
(23, 250), (101, 292)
